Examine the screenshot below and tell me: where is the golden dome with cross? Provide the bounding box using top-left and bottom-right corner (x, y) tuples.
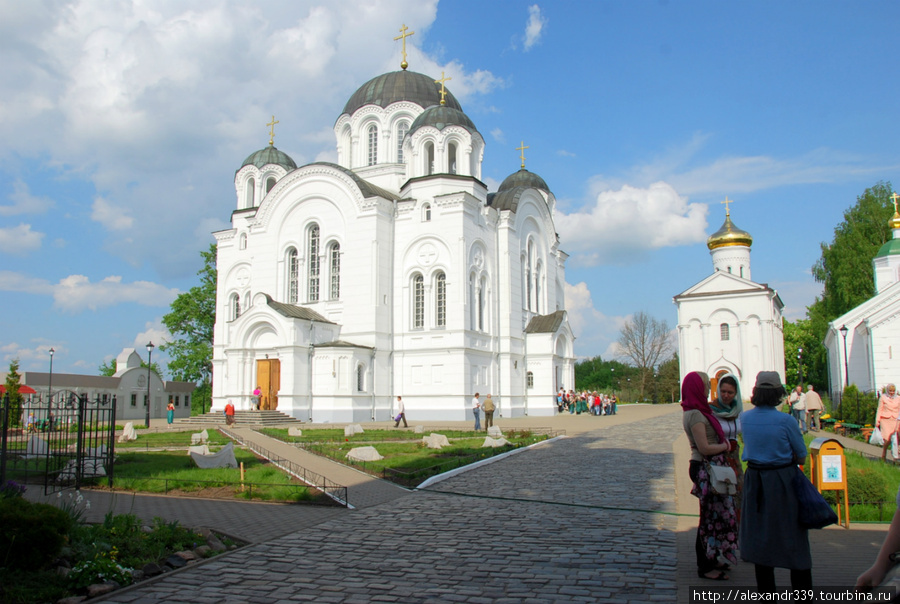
(707, 197), (753, 250)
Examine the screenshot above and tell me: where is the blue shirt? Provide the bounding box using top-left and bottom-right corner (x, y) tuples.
(741, 406), (807, 465)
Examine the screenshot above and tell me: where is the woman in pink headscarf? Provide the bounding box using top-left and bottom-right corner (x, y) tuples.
(682, 371), (739, 580)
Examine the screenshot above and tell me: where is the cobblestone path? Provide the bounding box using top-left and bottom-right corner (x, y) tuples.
(100, 410), (683, 603)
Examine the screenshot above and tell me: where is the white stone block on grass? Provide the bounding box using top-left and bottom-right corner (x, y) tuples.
(487, 426), (503, 438)
(118, 422), (137, 443)
(423, 433), (450, 449)
(187, 445), (210, 456)
(344, 424), (364, 437)
(482, 437), (509, 448)
(414, 425), (424, 433)
(346, 446), (382, 462)
(288, 427), (303, 436)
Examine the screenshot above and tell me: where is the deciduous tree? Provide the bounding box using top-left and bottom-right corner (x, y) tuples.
(161, 243), (216, 414)
(616, 311), (674, 400)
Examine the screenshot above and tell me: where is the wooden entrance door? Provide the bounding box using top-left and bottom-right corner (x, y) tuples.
(255, 359), (281, 410)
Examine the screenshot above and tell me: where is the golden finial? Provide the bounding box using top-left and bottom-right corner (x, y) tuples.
(435, 71), (452, 105)
(721, 196), (734, 217)
(891, 192), (899, 214)
(266, 115), (279, 146)
(394, 24), (415, 70)
(516, 141), (529, 169)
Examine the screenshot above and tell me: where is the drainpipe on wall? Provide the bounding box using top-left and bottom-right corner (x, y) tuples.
(307, 322), (314, 422)
(370, 348), (377, 420)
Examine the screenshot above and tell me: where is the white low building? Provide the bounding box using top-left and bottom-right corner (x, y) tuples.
(824, 203), (900, 397)
(674, 205), (786, 397)
(6, 348), (195, 422)
(211, 59), (576, 423)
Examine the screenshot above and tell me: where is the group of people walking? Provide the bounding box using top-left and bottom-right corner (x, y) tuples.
(786, 384), (825, 433)
(682, 370), (811, 590)
(556, 389), (617, 416)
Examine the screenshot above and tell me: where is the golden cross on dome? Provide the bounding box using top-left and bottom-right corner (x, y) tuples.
(721, 196), (734, 217)
(394, 24), (415, 70)
(435, 71), (452, 105)
(266, 115), (279, 146)
(516, 141), (529, 169)
(891, 192), (900, 214)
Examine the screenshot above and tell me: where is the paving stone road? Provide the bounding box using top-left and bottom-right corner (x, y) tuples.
(99, 411), (683, 603)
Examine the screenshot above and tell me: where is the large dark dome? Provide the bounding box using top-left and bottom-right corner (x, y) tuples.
(409, 105), (478, 135)
(497, 168), (549, 193)
(342, 71), (462, 116)
(241, 145), (297, 170)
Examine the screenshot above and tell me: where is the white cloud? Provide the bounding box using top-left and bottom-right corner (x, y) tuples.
(523, 5), (547, 51)
(556, 182), (708, 266)
(2, 341), (63, 367)
(0, 180), (54, 216)
(0, 270), (178, 312)
(565, 281), (627, 358)
(91, 196), (134, 231)
(557, 149), (575, 158)
(0, 223), (44, 254)
(134, 319), (171, 352)
(491, 128), (505, 144)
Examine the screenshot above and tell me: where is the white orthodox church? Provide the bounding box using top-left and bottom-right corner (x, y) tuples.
(210, 55), (575, 422)
(673, 204), (786, 398)
(824, 198), (900, 398)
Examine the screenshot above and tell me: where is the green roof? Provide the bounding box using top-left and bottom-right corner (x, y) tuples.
(342, 71), (462, 116)
(409, 105), (478, 136)
(241, 145), (297, 170)
(875, 238), (900, 258)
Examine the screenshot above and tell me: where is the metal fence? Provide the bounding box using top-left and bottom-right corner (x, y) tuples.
(0, 391), (117, 494)
(829, 389), (878, 426)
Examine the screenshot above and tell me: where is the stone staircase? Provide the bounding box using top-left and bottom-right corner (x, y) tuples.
(173, 410), (303, 427)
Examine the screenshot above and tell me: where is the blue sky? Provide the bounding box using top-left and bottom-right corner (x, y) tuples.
(2, 1), (899, 376)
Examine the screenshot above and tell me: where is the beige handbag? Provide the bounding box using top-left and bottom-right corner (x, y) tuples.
(705, 462), (738, 495)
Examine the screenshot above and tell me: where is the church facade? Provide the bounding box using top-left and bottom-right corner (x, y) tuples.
(210, 62), (575, 422)
(824, 200), (900, 398)
(674, 205), (786, 398)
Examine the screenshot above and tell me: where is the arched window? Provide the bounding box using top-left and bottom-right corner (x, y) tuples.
(243, 291), (251, 312)
(740, 266), (744, 278)
(527, 371), (534, 389)
(435, 272), (446, 327)
(245, 178), (255, 207)
(478, 276), (486, 331)
(412, 274), (424, 329)
(266, 177), (276, 194)
(425, 142), (434, 175)
(239, 233), (247, 250)
(727, 266), (732, 273)
(307, 224), (320, 302)
(535, 263), (543, 315)
(231, 293), (241, 321)
(470, 273), (477, 330)
(720, 323), (730, 341)
(396, 121), (409, 162)
(357, 363), (365, 392)
(329, 242), (341, 300)
(525, 241), (534, 311)
(423, 203), (431, 222)
(287, 247), (299, 304)
(448, 142), (458, 174)
(367, 125), (378, 166)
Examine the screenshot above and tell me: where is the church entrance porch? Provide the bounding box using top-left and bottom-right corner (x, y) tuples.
(256, 359), (281, 411)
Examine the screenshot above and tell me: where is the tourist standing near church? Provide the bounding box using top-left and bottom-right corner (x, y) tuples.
(166, 401), (175, 426)
(393, 396), (407, 428)
(710, 374), (743, 522)
(876, 384), (900, 461)
(472, 393), (481, 431)
(482, 394), (495, 429)
(741, 371), (811, 590)
(804, 385), (824, 431)
(253, 386), (261, 411)
(682, 371), (738, 581)
(224, 400), (235, 426)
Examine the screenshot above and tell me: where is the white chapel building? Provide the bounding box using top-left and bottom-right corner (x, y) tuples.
(673, 205), (786, 398)
(824, 201), (900, 398)
(210, 61), (575, 422)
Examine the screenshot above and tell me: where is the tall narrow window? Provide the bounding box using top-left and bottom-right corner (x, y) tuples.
(367, 125), (378, 166)
(535, 264), (543, 315)
(720, 323), (730, 341)
(448, 142), (458, 174)
(231, 293), (241, 320)
(357, 364), (365, 392)
(239, 233), (247, 250)
(426, 142), (434, 175)
(436, 272), (446, 327)
(266, 177), (276, 194)
(245, 178), (255, 207)
(287, 248), (299, 304)
(396, 121), (409, 162)
(308, 224), (320, 302)
(413, 274), (424, 329)
(527, 372), (534, 389)
(330, 243), (341, 299)
(423, 203), (431, 222)
(478, 277), (485, 331)
(525, 243), (533, 312)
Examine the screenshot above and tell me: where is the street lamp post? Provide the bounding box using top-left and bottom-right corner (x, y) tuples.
(798, 348), (804, 387)
(839, 324), (850, 389)
(145, 342), (154, 429)
(47, 348), (55, 415)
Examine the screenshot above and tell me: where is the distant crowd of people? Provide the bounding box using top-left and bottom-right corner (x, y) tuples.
(556, 389), (617, 416)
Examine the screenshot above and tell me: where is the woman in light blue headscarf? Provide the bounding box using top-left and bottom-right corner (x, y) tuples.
(711, 373), (744, 523)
